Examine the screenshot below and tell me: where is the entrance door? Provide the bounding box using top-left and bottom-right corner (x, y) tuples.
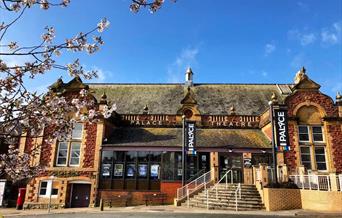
(70, 184), (91, 208)
(219, 153), (243, 183)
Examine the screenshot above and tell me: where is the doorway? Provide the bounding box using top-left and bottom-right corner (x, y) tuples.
(218, 153), (243, 183)
(70, 184), (91, 208)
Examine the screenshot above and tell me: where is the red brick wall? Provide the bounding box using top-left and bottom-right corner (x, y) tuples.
(286, 91), (338, 117)
(24, 133), (33, 153)
(99, 182), (181, 205)
(285, 123), (297, 172)
(83, 123), (97, 168)
(40, 127), (53, 167)
(327, 125), (342, 173)
(160, 182), (182, 203)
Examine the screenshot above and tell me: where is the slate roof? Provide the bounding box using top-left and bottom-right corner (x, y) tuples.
(87, 83), (293, 115)
(103, 127), (271, 149)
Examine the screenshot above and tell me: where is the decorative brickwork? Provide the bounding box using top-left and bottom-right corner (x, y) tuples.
(24, 132), (33, 153)
(39, 127), (53, 167)
(327, 125), (342, 173)
(83, 123), (97, 168)
(285, 123), (297, 172)
(286, 91), (337, 117)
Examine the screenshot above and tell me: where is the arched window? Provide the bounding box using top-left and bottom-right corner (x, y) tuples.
(296, 106), (327, 172)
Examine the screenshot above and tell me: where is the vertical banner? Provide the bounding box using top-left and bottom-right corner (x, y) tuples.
(185, 121), (197, 156)
(274, 109), (290, 151)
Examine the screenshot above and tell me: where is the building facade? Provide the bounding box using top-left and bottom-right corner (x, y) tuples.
(22, 68), (342, 208)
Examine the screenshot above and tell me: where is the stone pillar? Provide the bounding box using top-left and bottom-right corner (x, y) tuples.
(329, 173), (338, 191)
(259, 164), (269, 186)
(210, 152), (219, 182)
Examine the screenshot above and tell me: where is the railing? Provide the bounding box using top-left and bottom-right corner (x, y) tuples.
(186, 168), (206, 184)
(206, 169), (233, 209)
(289, 175), (331, 191)
(235, 183), (241, 211)
(176, 169), (213, 202)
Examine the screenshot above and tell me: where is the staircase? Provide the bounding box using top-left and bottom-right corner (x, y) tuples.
(182, 183), (264, 211)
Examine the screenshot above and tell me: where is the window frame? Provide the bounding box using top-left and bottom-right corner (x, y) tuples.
(312, 126), (325, 143)
(298, 125), (328, 172)
(55, 123), (83, 167)
(39, 180), (58, 198)
(298, 125), (310, 142)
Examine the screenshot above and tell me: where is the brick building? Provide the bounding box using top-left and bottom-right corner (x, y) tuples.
(21, 67), (341, 209)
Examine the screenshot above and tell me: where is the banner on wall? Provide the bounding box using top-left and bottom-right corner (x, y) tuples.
(274, 108), (290, 151)
(185, 121), (197, 156)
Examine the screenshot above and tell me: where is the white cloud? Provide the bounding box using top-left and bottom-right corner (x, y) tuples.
(288, 30), (316, 46)
(264, 42), (276, 56)
(321, 21), (342, 45)
(166, 47), (199, 83)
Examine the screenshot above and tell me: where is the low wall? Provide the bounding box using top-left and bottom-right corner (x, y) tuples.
(263, 188), (302, 211)
(301, 190), (342, 212)
(263, 188), (342, 212)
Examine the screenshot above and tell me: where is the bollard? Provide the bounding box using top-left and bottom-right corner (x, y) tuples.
(100, 198), (104, 211)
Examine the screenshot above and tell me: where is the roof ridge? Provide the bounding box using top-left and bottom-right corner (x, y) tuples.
(86, 83), (293, 86)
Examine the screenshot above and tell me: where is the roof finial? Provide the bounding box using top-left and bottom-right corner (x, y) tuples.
(185, 67), (193, 86)
(294, 66), (308, 84)
(143, 104), (149, 114)
(229, 105), (236, 115)
(337, 92), (342, 102)
(100, 91), (107, 104)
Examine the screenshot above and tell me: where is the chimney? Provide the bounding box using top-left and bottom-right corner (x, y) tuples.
(336, 92), (342, 117)
(185, 67), (193, 86)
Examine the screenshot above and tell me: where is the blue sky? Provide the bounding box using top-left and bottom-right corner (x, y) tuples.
(1, 0), (342, 98)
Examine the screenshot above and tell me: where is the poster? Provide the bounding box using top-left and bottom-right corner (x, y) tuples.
(150, 164), (159, 178)
(126, 164), (135, 177)
(102, 164), (111, 177)
(138, 164), (147, 177)
(274, 108), (290, 151)
(114, 164), (123, 177)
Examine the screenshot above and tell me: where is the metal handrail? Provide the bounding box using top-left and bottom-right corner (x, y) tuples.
(206, 169), (233, 209)
(186, 168), (206, 183)
(176, 169), (213, 202)
(235, 183), (241, 211)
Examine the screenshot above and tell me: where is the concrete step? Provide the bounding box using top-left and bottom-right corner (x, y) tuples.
(189, 198), (263, 206)
(193, 196), (262, 203)
(182, 201), (264, 210)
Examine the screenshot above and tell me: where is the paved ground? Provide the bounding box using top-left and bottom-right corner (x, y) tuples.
(1, 206), (341, 218)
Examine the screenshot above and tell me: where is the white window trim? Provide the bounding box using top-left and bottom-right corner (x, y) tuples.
(71, 123), (83, 140)
(299, 146), (312, 169)
(56, 142), (68, 167)
(69, 142), (81, 167)
(39, 180), (58, 198)
(314, 146), (328, 172)
(312, 126), (325, 143)
(298, 125), (310, 142)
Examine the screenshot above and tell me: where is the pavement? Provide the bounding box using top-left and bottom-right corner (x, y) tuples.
(0, 205), (341, 218)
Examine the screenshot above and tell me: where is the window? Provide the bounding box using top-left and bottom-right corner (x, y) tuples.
(72, 123), (83, 139)
(300, 147), (311, 170)
(312, 126), (324, 142)
(39, 180), (58, 197)
(69, 142), (81, 166)
(298, 126), (309, 142)
(56, 142), (68, 165)
(315, 147), (327, 170)
(298, 125), (327, 171)
(56, 124), (83, 167)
